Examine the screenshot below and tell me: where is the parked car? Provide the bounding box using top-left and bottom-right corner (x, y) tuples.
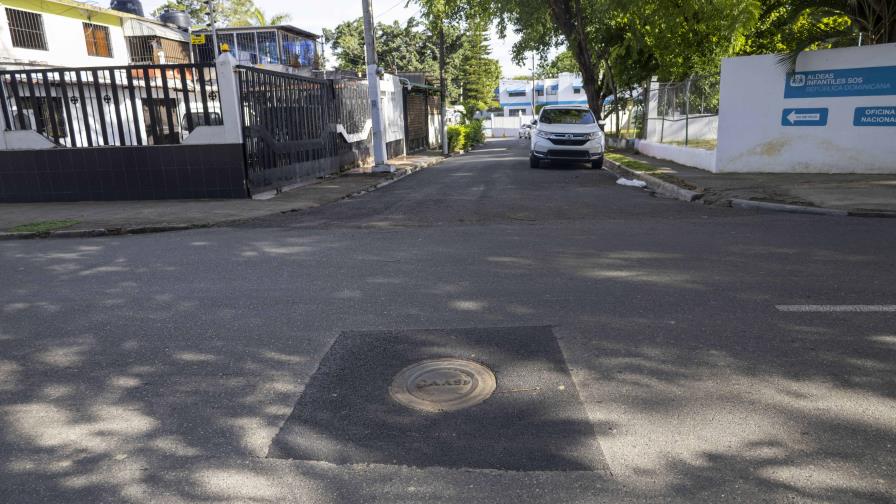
(529, 105), (605, 169)
(518, 123), (531, 138)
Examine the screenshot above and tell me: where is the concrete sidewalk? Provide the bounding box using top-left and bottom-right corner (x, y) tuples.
(0, 151), (443, 238)
(607, 150), (896, 216)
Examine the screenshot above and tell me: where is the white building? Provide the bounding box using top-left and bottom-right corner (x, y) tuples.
(497, 72), (588, 117)
(0, 0), (191, 70)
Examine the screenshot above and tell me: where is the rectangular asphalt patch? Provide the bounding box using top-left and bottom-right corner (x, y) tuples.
(267, 326), (609, 472)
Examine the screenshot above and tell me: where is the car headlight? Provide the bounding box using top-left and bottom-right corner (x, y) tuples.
(536, 130), (551, 139)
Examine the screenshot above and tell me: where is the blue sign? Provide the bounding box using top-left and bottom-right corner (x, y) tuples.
(785, 66), (896, 99)
(854, 106), (896, 126)
(782, 108), (829, 127)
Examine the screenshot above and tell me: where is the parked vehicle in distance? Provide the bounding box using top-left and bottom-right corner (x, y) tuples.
(518, 123), (531, 138)
(529, 105), (604, 169)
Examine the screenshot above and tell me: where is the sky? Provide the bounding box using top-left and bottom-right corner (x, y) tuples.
(138, 0), (534, 77)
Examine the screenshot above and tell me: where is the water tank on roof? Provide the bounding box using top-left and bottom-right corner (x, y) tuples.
(109, 0), (144, 17)
(159, 10), (191, 31)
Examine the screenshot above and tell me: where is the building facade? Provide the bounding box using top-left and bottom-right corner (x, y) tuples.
(497, 72), (588, 117)
(0, 0), (190, 70)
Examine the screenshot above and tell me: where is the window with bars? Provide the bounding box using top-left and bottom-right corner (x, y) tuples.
(83, 22), (113, 58)
(5, 8), (48, 50)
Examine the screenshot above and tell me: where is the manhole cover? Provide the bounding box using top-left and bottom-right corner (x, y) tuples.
(267, 326), (609, 472)
(389, 358), (496, 412)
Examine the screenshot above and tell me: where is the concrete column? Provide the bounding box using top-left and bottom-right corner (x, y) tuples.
(0, 108), (8, 150)
(215, 51), (244, 145)
(645, 77), (660, 142)
(362, 0), (392, 171)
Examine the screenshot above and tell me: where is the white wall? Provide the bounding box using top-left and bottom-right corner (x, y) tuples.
(647, 115), (718, 143)
(0, 6), (129, 68)
(427, 110), (441, 148)
(380, 74), (404, 143)
(484, 114), (533, 138)
(636, 140), (717, 172)
(716, 44), (896, 173)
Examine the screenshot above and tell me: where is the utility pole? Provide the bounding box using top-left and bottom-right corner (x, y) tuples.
(531, 53), (536, 117)
(207, 0), (219, 58)
(320, 32), (327, 79)
(439, 25), (448, 156)
(362, 0), (392, 171)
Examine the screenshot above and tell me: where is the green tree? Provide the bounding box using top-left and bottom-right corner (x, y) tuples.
(537, 50), (578, 78)
(249, 8), (291, 27)
(459, 16), (502, 117)
(323, 18), (366, 73)
(324, 17), (467, 102)
(765, 0), (894, 70)
(151, 0), (257, 29)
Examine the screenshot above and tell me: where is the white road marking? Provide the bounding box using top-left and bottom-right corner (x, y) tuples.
(776, 305), (896, 312)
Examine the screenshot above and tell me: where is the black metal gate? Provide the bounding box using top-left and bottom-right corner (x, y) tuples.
(236, 66), (371, 194)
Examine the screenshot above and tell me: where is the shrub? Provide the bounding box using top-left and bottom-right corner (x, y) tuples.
(447, 125), (467, 152)
(466, 119), (484, 146)
(447, 120), (485, 152)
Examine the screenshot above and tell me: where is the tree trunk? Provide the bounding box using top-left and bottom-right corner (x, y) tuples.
(545, 0), (604, 119)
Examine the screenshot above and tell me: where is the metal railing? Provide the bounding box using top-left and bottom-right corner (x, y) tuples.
(0, 63), (220, 147)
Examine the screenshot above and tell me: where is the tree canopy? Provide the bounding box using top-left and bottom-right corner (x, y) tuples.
(324, 14), (501, 117)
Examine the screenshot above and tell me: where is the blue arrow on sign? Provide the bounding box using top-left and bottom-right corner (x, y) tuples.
(782, 108), (829, 126)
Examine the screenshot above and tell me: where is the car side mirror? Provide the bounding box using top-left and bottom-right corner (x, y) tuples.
(597, 120), (606, 130)
(530, 119), (538, 126)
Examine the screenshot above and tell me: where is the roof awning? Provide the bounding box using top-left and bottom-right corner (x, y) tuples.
(122, 19), (190, 42)
(548, 84), (559, 91)
(534, 83), (545, 91)
(504, 83), (528, 93)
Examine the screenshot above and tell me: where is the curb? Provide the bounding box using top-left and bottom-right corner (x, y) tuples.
(847, 209), (896, 218)
(0, 223), (214, 241)
(607, 154), (896, 219)
(0, 156), (444, 241)
(344, 155), (444, 199)
(732, 198), (859, 217)
(604, 157), (703, 202)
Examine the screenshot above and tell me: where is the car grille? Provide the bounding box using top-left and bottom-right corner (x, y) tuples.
(547, 150), (590, 159)
(548, 138), (589, 146)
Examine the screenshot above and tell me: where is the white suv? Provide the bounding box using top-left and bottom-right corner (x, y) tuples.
(530, 105), (605, 169)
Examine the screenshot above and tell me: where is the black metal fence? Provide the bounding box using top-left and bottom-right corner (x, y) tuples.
(0, 63), (220, 147)
(236, 65), (371, 193)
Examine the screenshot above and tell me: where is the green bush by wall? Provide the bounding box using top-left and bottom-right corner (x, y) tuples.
(447, 119), (485, 153)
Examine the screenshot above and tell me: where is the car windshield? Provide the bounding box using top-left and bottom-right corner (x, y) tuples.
(540, 109), (595, 125)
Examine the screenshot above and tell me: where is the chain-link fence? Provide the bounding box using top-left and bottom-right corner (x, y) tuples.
(602, 88), (642, 143)
(644, 75), (720, 150)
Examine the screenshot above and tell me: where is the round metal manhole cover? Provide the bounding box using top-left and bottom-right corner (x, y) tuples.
(389, 358), (496, 412)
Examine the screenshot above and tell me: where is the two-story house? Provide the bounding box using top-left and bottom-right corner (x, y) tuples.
(497, 72), (588, 117)
(0, 0), (191, 70)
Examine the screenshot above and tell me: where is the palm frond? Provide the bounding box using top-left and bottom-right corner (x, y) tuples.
(776, 23), (858, 73)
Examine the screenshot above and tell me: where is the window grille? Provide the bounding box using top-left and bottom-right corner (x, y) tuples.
(5, 8), (48, 50)
(83, 22), (113, 58)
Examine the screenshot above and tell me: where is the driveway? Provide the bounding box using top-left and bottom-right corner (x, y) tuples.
(1, 138), (894, 503)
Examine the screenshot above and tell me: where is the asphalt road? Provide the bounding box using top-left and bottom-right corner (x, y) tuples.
(1, 138), (894, 503)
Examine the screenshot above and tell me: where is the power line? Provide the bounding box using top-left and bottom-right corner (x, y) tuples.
(375, 0), (408, 19)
